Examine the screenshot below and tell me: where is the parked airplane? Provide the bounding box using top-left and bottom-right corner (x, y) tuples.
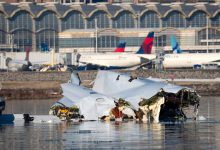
(163, 35), (220, 68)
(6, 48), (52, 71)
(77, 32), (156, 70)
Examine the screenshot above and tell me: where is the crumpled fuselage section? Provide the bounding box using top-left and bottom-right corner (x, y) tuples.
(50, 71), (200, 122)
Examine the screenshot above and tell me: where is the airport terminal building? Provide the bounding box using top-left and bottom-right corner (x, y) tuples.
(0, 2), (220, 53)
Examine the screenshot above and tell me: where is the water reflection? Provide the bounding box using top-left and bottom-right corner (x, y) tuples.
(0, 97), (220, 149)
(62, 121), (165, 149)
(0, 123), (65, 150)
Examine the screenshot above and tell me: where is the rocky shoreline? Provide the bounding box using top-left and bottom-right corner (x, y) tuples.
(0, 70), (220, 100)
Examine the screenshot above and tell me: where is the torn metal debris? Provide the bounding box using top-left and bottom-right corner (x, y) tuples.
(50, 71), (200, 122)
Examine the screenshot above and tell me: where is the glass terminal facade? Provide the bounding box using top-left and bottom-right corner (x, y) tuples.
(0, 3), (219, 53)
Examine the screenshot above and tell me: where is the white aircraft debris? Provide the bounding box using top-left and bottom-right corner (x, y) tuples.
(50, 71), (200, 123)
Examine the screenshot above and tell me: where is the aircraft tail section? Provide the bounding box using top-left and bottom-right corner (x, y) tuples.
(170, 35), (182, 54)
(136, 32), (154, 54)
(25, 47), (30, 61)
(114, 42), (126, 52)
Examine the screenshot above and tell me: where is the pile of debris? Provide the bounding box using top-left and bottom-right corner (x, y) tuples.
(49, 104), (82, 121)
(39, 64), (68, 72)
(50, 71), (200, 122)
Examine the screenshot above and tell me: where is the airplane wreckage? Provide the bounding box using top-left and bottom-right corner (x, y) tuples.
(49, 71), (200, 123)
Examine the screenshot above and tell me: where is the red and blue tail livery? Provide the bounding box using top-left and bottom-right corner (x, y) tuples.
(136, 32), (154, 54)
(114, 42), (126, 52)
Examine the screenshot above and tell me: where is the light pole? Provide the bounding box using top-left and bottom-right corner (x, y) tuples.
(136, 11), (140, 29)
(206, 16), (209, 53)
(95, 18), (98, 53)
(54, 30), (56, 51)
(9, 34), (14, 52)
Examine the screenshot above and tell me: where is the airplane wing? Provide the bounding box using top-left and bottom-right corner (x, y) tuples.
(78, 60), (110, 68)
(137, 54), (157, 61)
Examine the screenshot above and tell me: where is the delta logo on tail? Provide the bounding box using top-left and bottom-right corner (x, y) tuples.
(136, 32), (154, 54)
(114, 42), (126, 52)
(170, 35), (182, 54)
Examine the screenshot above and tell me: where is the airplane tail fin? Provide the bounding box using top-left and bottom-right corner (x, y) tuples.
(25, 47), (30, 61)
(136, 32), (154, 54)
(114, 42), (126, 52)
(170, 35), (182, 54)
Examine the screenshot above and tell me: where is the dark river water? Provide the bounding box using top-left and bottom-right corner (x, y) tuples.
(1, 97), (220, 150)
